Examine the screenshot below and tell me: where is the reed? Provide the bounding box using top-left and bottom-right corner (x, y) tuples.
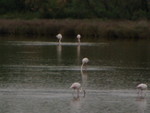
(0, 19), (150, 39)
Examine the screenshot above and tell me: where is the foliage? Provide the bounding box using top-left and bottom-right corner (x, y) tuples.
(0, 0), (150, 19)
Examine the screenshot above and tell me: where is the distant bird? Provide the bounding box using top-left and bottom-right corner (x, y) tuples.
(56, 33), (62, 44)
(70, 82), (85, 97)
(76, 34), (81, 43)
(81, 57), (89, 71)
(137, 83), (148, 97)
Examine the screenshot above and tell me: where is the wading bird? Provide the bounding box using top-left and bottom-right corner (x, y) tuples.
(76, 34), (81, 43)
(81, 57), (89, 71)
(137, 83), (148, 98)
(70, 82), (85, 97)
(56, 33), (62, 44)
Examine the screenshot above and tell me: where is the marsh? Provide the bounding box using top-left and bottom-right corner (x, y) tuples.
(0, 37), (150, 113)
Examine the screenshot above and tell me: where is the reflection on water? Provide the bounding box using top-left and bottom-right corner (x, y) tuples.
(136, 97), (147, 113)
(57, 44), (62, 63)
(70, 96), (82, 113)
(0, 38), (150, 113)
(77, 44), (80, 64)
(0, 89), (149, 113)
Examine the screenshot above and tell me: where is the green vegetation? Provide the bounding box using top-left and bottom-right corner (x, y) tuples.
(0, 19), (150, 39)
(0, 0), (150, 19)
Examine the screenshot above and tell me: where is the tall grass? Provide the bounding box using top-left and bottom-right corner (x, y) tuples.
(0, 19), (150, 39)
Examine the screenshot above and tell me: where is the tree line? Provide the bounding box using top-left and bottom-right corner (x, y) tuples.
(0, 0), (150, 19)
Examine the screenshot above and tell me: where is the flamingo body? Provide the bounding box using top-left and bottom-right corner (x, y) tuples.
(137, 83), (147, 90)
(137, 83), (148, 97)
(77, 34), (81, 43)
(70, 82), (85, 97)
(56, 33), (62, 44)
(70, 82), (81, 90)
(82, 57), (89, 64)
(77, 34), (81, 39)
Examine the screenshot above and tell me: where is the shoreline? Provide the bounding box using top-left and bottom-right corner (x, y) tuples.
(0, 19), (150, 40)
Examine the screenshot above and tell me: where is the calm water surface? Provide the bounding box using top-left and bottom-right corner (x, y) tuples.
(0, 37), (150, 113)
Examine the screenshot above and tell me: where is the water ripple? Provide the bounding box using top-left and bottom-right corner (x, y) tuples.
(1, 65), (150, 71)
(4, 41), (108, 46)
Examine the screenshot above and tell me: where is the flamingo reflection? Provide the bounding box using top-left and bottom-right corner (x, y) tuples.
(77, 44), (80, 64)
(70, 96), (81, 113)
(57, 44), (62, 63)
(136, 98), (147, 113)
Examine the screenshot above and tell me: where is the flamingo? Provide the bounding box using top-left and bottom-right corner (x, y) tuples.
(56, 33), (62, 44)
(70, 82), (85, 97)
(137, 83), (148, 97)
(81, 57), (89, 71)
(76, 34), (81, 43)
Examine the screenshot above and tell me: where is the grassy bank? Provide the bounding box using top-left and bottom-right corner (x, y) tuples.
(0, 19), (150, 39)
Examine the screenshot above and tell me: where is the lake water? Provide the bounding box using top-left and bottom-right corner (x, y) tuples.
(0, 37), (150, 113)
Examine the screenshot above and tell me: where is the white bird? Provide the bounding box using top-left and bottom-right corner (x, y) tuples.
(137, 83), (148, 97)
(76, 34), (81, 43)
(56, 33), (62, 44)
(70, 82), (85, 97)
(81, 57), (89, 71)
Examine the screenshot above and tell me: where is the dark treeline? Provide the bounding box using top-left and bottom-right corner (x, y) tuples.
(0, 0), (150, 19)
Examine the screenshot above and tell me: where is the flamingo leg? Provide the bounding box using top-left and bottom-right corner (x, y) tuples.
(139, 89), (143, 97)
(140, 90), (143, 97)
(59, 39), (61, 45)
(137, 89), (139, 96)
(72, 89), (76, 97)
(84, 64), (88, 70)
(144, 89), (147, 97)
(137, 89), (141, 97)
(77, 89), (79, 97)
(78, 39), (80, 44)
(83, 90), (86, 97)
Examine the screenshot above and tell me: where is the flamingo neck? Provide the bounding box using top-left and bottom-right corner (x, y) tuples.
(81, 63), (84, 71)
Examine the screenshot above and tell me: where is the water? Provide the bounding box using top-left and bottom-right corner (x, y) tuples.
(0, 37), (150, 113)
